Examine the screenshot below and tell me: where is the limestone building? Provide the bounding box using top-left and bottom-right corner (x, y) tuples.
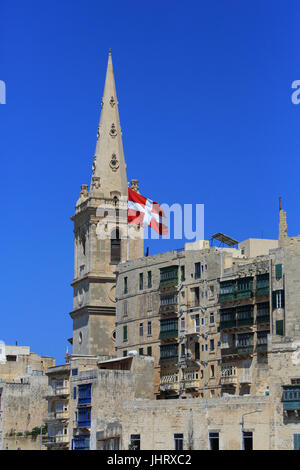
(0, 344), (55, 450)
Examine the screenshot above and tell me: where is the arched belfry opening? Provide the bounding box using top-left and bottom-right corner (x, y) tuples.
(111, 228), (121, 264)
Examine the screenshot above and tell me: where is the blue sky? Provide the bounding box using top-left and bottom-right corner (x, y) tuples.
(0, 1), (299, 363)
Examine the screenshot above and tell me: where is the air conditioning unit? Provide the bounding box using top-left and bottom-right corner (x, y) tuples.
(128, 350), (138, 356)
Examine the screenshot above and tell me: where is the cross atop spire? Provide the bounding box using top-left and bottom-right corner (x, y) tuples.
(91, 51), (128, 198)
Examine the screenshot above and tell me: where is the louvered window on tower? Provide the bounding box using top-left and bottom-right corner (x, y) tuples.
(111, 229), (121, 264)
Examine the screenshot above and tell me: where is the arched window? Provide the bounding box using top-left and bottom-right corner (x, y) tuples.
(111, 228), (121, 264)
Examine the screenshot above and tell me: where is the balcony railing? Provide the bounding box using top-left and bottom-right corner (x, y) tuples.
(45, 434), (69, 445)
(72, 437), (90, 450)
(160, 355), (178, 363)
(236, 344), (254, 355)
(236, 316), (253, 327)
(256, 343), (267, 353)
(46, 411), (69, 421)
(220, 319), (236, 330)
(182, 378), (201, 389)
(220, 375), (237, 385)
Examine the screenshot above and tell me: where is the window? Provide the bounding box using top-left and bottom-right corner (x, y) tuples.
(195, 342), (200, 360)
(147, 321), (152, 336)
(130, 434), (140, 450)
(181, 344), (185, 357)
(111, 229), (121, 264)
(210, 339), (215, 351)
(273, 290), (285, 309)
(6, 355), (17, 362)
(174, 434), (184, 450)
(71, 368), (78, 376)
(124, 277), (128, 294)
(276, 320), (284, 336)
(195, 262), (201, 279)
(139, 273), (144, 290)
(242, 431), (253, 450)
(147, 271), (152, 288)
(210, 365), (215, 377)
(73, 387), (76, 399)
(123, 300), (128, 317)
(147, 294), (152, 312)
(123, 326), (128, 342)
(180, 317), (185, 331)
(209, 432), (219, 450)
(139, 323), (143, 337)
(139, 348), (144, 356)
(209, 285), (214, 297)
(210, 312), (214, 324)
(181, 266), (185, 282)
(147, 346), (152, 356)
(123, 350), (127, 357)
(275, 264), (282, 280)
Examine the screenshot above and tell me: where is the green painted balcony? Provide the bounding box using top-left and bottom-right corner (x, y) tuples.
(160, 329), (178, 340)
(219, 293), (235, 303)
(236, 290), (253, 300)
(257, 314), (270, 324)
(282, 386), (300, 411)
(256, 287), (269, 297)
(236, 316), (253, 327)
(220, 319), (236, 330)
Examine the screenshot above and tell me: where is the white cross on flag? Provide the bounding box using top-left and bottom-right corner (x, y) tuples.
(128, 188), (168, 235)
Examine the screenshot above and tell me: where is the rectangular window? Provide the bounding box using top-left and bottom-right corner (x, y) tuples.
(123, 300), (128, 317)
(181, 344), (185, 357)
(210, 365), (215, 377)
(181, 266), (185, 282)
(275, 264), (282, 280)
(147, 271), (152, 288)
(210, 339), (215, 351)
(130, 434), (140, 450)
(147, 346), (152, 356)
(73, 387), (76, 400)
(71, 368), (78, 376)
(147, 321), (152, 336)
(123, 325), (128, 342)
(180, 317), (185, 331)
(174, 434), (184, 450)
(209, 432), (219, 450)
(139, 322), (143, 337)
(195, 342), (200, 360)
(123, 350), (127, 357)
(276, 320), (284, 336)
(124, 277), (128, 294)
(195, 262), (201, 279)
(210, 312), (214, 324)
(242, 431), (253, 450)
(273, 290), (285, 309)
(139, 348), (144, 356)
(139, 273), (144, 290)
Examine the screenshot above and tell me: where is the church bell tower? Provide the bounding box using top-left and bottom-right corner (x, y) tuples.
(70, 51), (143, 357)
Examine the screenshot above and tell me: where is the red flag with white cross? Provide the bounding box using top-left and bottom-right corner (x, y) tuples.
(128, 188), (168, 235)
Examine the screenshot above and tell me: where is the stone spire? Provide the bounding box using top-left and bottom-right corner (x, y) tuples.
(91, 50), (128, 198)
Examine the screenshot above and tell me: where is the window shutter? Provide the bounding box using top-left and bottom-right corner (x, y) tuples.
(275, 264), (282, 279)
(276, 320), (284, 336)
